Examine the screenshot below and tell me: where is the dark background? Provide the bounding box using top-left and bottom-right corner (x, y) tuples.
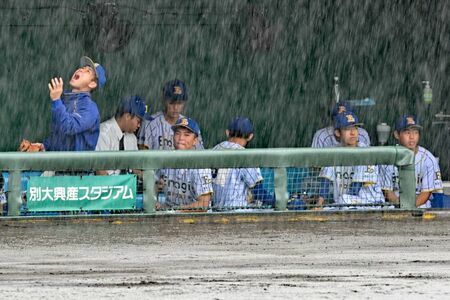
(0, 0), (449, 178)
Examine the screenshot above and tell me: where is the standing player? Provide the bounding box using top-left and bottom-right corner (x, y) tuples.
(140, 79), (203, 150)
(156, 118), (212, 210)
(40, 57), (106, 151)
(95, 95), (146, 175)
(312, 101), (371, 148)
(317, 112), (385, 207)
(381, 115), (442, 208)
(212, 117), (264, 209)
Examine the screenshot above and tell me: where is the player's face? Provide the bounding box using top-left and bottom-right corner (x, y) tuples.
(69, 66), (97, 91)
(336, 126), (358, 147)
(124, 114), (141, 133)
(164, 100), (185, 120)
(395, 128), (420, 151)
(173, 128), (198, 150)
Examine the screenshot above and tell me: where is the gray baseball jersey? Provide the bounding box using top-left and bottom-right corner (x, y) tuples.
(212, 141), (263, 208)
(320, 164), (385, 205)
(156, 168), (213, 207)
(380, 146), (443, 208)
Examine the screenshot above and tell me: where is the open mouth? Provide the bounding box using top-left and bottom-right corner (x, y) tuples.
(72, 74), (80, 80)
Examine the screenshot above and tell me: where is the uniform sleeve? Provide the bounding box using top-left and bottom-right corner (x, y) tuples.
(379, 165), (396, 191)
(311, 129), (324, 148)
(191, 169), (213, 198)
(51, 99), (99, 135)
(358, 128), (371, 146)
(241, 168), (263, 188)
(421, 156), (443, 192)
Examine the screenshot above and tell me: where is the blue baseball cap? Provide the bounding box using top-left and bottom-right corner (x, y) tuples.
(119, 95), (146, 119)
(80, 56), (106, 89)
(163, 79), (188, 101)
(395, 114), (423, 131)
(334, 111), (363, 129)
(172, 117), (200, 136)
(228, 117), (254, 135)
(331, 101), (353, 118)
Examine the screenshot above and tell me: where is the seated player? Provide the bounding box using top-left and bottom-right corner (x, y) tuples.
(317, 112), (385, 207)
(381, 115), (442, 208)
(156, 118), (213, 210)
(211, 117), (264, 209)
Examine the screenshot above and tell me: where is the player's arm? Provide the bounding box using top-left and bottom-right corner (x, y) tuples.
(416, 191), (432, 207)
(383, 190), (399, 204)
(182, 193), (211, 209)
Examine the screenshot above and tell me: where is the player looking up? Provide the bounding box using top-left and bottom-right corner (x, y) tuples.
(20, 56), (106, 152)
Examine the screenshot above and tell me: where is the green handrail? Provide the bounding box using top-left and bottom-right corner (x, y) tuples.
(0, 146), (416, 215)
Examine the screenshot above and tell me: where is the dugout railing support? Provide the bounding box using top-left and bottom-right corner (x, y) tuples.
(0, 146), (416, 216)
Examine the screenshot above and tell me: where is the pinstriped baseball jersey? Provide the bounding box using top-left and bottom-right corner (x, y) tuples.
(212, 141), (263, 207)
(320, 164), (385, 205)
(312, 126), (371, 148)
(156, 168), (213, 207)
(142, 111), (204, 150)
(380, 146), (443, 208)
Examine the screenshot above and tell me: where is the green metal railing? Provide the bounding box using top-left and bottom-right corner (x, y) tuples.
(0, 146), (416, 215)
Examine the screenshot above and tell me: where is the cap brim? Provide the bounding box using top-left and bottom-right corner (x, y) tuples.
(172, 124), (197, 135)
(336, 123), (364, 129)
(80, 56), (99, 79)
(398, 124), (423, 131)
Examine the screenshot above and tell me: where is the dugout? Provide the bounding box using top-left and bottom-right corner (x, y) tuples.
(0, 0), (449, 179)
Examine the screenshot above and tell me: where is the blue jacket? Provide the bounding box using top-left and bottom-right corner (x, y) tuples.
(43, 91), (100, 151)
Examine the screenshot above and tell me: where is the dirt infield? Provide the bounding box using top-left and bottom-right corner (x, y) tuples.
(1, 211), (450, 299)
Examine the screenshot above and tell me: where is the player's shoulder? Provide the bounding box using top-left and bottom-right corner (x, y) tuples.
(314, 126), (334, 137)
(417, 146), (439, 165)
(213, 141), (243, 150)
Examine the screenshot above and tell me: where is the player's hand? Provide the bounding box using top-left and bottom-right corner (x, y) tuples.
(18, 139), (31, 152)
(18, 139), (44, 152)
(48, 77), (63, 101)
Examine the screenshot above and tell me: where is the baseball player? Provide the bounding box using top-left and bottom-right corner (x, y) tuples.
(140, 79), (203, 150)
(317, 112), (385, 207)
(156, 117), (212, 210)
(20, 56), (106, 152)
(211, 117), (264, 209)
(312, 101), (371, 148)
(95, 95), (146, 175)
(381, 115), (443, 208)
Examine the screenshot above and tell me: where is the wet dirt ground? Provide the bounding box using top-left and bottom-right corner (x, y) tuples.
(1, 215), (450, 299)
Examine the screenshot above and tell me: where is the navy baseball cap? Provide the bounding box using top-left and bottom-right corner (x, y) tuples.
(80, 56), (106, 88)
(163, 79), (188, 101)
(395, 115), (423, 131)
(172, 117), (200, 136)
(228, 117), (254, 135)
(334, 111), (363, 129)
(119, 95), (146, 119)
(331, 101), (353, 118)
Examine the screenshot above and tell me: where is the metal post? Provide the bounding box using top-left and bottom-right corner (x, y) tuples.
(7, 170), (22, 216)
(274, 167), (288, 211)
(143, 169), (156, 213)
(398, 164), (416, 209)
